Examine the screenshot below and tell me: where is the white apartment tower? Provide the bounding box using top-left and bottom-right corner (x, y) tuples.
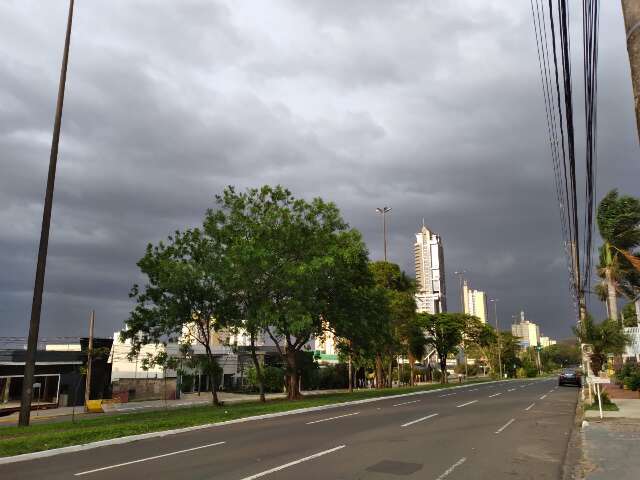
(414, 224), (447, 313)
(462, 280), (488, 324)
(511, 311), (541, 348)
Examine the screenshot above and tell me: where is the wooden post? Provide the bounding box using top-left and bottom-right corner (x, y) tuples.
(84, 311), (95, 410)
(19, 0), (75, 427)
(622, 0), (640, 145)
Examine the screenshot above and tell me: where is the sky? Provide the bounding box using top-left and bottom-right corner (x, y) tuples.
(1, 0), (639, 342)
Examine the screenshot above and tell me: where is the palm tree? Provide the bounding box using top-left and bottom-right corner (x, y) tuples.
(596, 190), (640, 322)
(572, 315), (630, 376)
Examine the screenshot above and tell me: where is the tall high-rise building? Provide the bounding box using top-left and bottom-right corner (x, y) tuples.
(511, 311), (541, 347)
(414, 224), (446, 313)
(462, 280), (488, 324)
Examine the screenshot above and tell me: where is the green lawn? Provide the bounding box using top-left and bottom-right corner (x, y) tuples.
(0, 379), (493, 457)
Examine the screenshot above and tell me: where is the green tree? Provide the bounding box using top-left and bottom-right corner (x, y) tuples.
(122, 229), (239, 406)
(204, 185), (373, 400)
(540, 342), (581, 371)
(572, 315), (630, 375)
(596, 189), (640, 321)
(622, 301), (639, 327)
(369, 261), (419, 387)
(419, 313), (471, 384)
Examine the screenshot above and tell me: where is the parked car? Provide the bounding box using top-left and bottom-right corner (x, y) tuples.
(558, 368), (582, 387)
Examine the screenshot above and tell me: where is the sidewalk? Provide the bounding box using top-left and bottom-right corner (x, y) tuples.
(581, 390), (640, 479)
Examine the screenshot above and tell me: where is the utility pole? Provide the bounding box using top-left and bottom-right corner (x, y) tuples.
(19, 0), (75, 427)
(84, 311), (95, 410)
(375, 207), (392, 261)
(622, 0), (640, 145)
(490, 298), (503, 379)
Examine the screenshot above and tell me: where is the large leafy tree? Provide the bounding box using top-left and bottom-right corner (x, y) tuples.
(369, 261), (420, 387)
(419, 313), (472, 384)
(572, 315), (630, 375)
(204, 185), (373, 400)
(596, 189), (640, 321)
(123, 229), (239, 406)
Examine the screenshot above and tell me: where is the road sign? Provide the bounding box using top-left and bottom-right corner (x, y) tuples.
(587, 376), (610, 384)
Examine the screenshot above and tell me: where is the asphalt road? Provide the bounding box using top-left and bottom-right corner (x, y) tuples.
(0, 378), (578, 479)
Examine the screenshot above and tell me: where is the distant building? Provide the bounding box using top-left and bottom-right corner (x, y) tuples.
(511, 311), (540, 347)
(462, 280), (488, 324)
(539, 336), (557, 348)
(414, 223), (447, 314)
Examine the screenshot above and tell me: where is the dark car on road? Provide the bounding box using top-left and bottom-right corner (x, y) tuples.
(558, 368), (582, 387)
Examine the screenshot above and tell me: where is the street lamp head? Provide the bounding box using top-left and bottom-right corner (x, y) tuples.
(375, 206), (392, 214)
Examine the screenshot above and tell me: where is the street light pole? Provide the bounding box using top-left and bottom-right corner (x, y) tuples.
(490, 298), (503, 379)
(375, 207), (392, 261)
(454, 271), (467, 378)
(454, 271), (466, 313)
(19, 0), (75, 427)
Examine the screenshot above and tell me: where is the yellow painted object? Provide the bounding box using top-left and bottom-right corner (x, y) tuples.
(85, 400), (103, 413)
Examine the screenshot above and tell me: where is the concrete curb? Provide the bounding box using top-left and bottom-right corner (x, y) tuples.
(561, 387), (583, 480)
(0, 378), (516, 465)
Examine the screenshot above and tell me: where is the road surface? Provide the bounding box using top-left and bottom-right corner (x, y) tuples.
(0, 378), (578, 479)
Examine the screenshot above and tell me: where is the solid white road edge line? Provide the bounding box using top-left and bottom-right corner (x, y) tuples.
(488, 392), (502, 398)
(238, 445), (346, 480)
(392, 400), (421, 407)
(306, 412), (360, 425)
(74, 441), (226, 476)
(456, 400), (478, 408)
(435, 457), (467, 480)
(401, 413), (439, 427)
(0, 379), (514, 465)
(525, 403), (535, 411)
(495, 418), (515, 434)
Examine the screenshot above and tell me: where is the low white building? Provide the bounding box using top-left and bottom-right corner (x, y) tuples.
(623, 327), (640, 361)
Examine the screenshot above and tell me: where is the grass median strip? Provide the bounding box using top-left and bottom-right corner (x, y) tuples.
(0, 380), (493, 458)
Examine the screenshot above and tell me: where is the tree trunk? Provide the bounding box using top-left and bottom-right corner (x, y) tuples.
(440, 354), (447, 384)
(388, 359), (393, 388)
(205, 348), (220, 406)
(285, 349), (301, 400)
(375, 353), (383, 388)
(408, 351), (415, 386)
(348, 354), (353, 393)
(249, 332), (266, 403)
(605, 266), (619, 322)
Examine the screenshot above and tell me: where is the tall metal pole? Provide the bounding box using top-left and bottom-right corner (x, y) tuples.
(491, 299), (503, 379)
(383, 211), (388, 261)
(622, 0), (640, 145)
(376, 207), (391, 262)
(84, 311), (95, 409)
(19, 0), (75, 427)
(454, 271), (467, 378)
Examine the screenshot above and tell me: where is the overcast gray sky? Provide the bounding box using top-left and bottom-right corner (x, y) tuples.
(1, 0), (639, 341)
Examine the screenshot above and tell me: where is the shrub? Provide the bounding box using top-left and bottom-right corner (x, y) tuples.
(618, 362), (640, 391)
(246, 366), (285, 393)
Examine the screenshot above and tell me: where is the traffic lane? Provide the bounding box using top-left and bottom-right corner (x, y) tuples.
(465, 384), (578, 480)
(105, 378), (552, 479)
(264, 380), (562, 479)
(0, 380), (531, 479)
(0, 381), (502, 473)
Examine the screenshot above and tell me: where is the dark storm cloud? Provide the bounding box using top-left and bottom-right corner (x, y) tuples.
(1, 1), (638, 340)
